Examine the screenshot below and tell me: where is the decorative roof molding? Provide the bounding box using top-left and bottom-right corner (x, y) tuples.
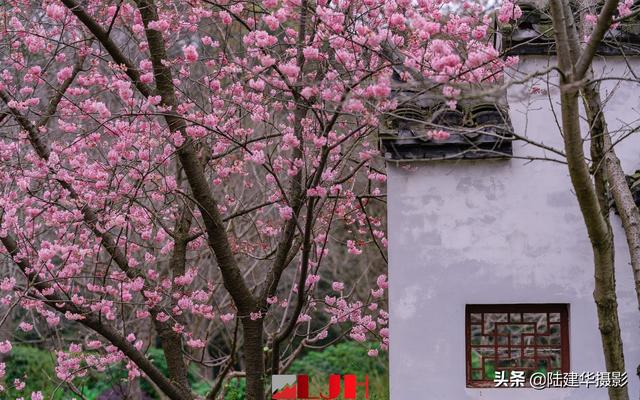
(379, 82), (514, 162)
(502, 0), (640, 56)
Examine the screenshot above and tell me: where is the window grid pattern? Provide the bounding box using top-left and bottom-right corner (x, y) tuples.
(465, 304), (570, 388)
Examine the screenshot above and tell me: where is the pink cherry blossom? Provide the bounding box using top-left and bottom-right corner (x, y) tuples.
(0, 277), (15, 291)
(187, 338), (206, 348)
(297, 314), (311, 323)
(250, 311), (263, 320)
(279, 206), (294, 220)
(376, 274), (388, 289)
(219, 11), (233, 25)
(14, 378), (25, 391)
(56, 66), (73, 83)
(18, 322), (33, 332)
(220, 313), (235, 322)
(0, 341), (11, 353)
(182, 45), (199, 63)
(429, 130), (450, 141)
(347, 240), (363, 255)
(155, 312), (170, 322)
(46, 4), (66, 20)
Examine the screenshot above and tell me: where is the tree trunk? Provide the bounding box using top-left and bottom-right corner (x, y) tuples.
(586, 85), (630, 400)
(582, 79), (640, 392)
(559, 83), (629, 400)
(154, 319), (192, 399)
(582, 82), (640, 310)
(548, 1), (630, 398)
(242, 319), (265, 400)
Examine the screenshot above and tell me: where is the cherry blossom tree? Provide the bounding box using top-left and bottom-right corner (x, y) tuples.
(0, 0), (519, 398)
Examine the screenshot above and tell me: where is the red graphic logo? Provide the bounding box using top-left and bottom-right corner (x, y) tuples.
(271, 374), (369, 399)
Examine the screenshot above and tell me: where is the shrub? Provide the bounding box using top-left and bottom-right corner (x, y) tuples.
(4, 346), (70, 399)
(288, 342), (389, 400)
(3, 346), (212, 400)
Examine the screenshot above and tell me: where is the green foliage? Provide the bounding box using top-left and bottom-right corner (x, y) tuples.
(214, 342), (390, 400)
(108, 347), (213, 399)
(141, 347), (169, 397)
(224, 378), (246, 400)
(3, 345), (135, 399)
(3, 345), (67, 399)
(289, 342), (386, 378)
(288, 342), (389, 400)
(3, 346), (213, 400)
(193, 379), (214, 397)
(3, 342), (389, 400)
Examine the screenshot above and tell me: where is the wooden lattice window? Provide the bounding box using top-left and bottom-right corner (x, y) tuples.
(465, 304), (570, 388)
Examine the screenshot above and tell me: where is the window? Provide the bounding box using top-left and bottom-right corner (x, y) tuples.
(379, 91), (514, 161)
(465, 304), (570, 388)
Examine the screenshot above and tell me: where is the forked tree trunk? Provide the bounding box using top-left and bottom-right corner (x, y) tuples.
(548, 1), (630, 398)
(582, 80), (640, 391)
(582, 82), (640, 310)
(584, 83), (630, 400)
(558, 81), (629, 400)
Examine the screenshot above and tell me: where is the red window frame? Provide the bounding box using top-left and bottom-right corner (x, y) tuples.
(465, 304), (570, 388)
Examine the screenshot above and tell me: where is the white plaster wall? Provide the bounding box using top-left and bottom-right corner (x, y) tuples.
(388, 56), (640, 400)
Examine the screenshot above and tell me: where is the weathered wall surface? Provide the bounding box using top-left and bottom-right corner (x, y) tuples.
(388, 57), (640, 399)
